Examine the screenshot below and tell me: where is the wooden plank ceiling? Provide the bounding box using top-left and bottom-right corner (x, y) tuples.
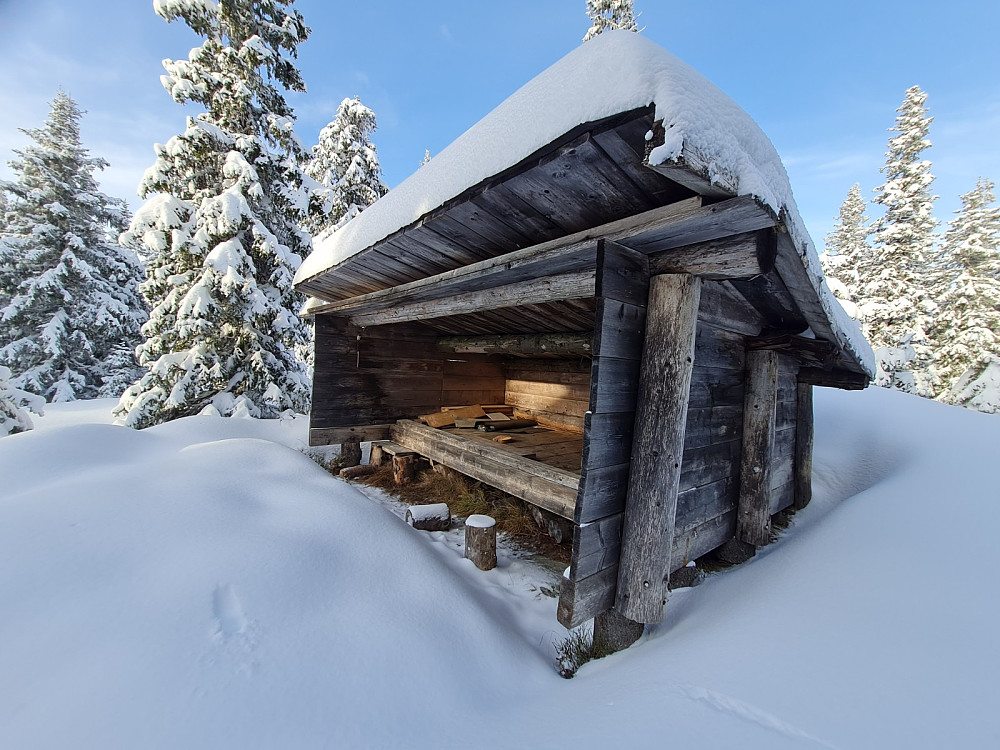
(296, 105), (695, 313)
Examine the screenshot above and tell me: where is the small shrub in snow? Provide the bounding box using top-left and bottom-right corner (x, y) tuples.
(0, 365), (44, 436)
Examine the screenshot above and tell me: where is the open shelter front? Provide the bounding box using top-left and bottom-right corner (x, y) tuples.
(294, 32), (875, 635)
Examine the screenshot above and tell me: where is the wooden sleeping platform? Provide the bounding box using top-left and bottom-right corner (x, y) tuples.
(389, 418), (582, 521)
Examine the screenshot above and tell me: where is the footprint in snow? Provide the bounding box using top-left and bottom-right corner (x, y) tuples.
(212, 583), (249, 639)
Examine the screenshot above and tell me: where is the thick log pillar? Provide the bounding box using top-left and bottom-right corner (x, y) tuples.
(794, 382), (814, 511)
(737, 349), (779, 546)
(615, 273), (702, 624)
(593, 608), (644, 653)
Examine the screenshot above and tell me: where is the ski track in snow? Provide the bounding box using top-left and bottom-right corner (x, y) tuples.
(675, 684), (841, 749)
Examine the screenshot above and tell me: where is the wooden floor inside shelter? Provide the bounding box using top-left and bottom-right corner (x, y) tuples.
(442, 424), (584, 473)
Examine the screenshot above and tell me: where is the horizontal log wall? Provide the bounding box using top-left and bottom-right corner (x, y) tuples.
(310, 316), (505, 442)
(504, 358), (591, 432)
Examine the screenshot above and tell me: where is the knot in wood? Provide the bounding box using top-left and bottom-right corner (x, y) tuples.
(643, 580), (651, 589)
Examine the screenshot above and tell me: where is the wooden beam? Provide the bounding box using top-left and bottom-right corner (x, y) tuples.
(300, 195), (776, 316)
(647, 230), (775, 280)
(348, 271), (595, 327)
(736, 350), (779, 547)
(794, 383), (814, 511)
(797, 366), (870, 390)
(309, 425), (393, 446)
(390, 419), (578, 519)
(615, 274), (702, 624)
(438, 332), (592, 357)
(748, 332), (837, 367)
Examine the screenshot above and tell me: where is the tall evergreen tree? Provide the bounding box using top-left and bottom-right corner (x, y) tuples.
(930, 178), (1000, 412)
(116, 0), (313, 428)
(864, 85), (938, 395)
(304, 96), (387, 235)
(583, 0), (640, 42)
(821, 183), (870, 317)
(0, 92), (146, 402)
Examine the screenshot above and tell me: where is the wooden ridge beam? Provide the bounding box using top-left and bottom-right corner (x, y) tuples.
(300, 195), (777, 317)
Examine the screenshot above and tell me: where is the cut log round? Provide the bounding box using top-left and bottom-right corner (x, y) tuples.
(369, 442), (387, 467)
(465, 515), (497, 571)
(406, 503), (451, 531)
(393, 454), (415, 485)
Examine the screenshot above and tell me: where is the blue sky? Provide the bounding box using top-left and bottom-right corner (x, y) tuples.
(1, 0), (998, 249)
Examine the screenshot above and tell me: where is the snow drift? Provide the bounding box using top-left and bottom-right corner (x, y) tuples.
(1, 390), (998, 748)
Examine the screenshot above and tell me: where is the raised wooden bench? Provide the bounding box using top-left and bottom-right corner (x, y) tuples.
(369, 441), (417, 467)
(390, 419), (578, 520)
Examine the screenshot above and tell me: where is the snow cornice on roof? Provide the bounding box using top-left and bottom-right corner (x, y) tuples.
(295, 31), (874, 377)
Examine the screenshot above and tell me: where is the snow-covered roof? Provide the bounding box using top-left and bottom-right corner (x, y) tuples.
(295, 31), (874, 377)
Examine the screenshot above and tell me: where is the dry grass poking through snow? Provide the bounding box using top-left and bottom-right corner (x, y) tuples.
(358, 463), (569, 561)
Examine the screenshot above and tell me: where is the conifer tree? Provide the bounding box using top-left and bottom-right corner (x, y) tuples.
(930, 178), (1000, 412)
(865, 85), (938, 395)
(116, 0), (313, 428)
(0, 92), (146, 402)
(821, 183), (870, 318)
(583, 0), (640, 42)
(305, 96), (387, 235)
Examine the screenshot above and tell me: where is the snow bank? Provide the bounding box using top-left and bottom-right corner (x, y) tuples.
(3, 390), (998, 748)
(295, 31), (873, 375)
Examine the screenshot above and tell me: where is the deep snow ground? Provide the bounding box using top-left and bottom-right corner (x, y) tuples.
(1, 390), (998, 748)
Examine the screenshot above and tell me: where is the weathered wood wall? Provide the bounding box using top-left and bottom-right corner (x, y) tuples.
(558, 279), (779, 627)
(310, 316), (505, 442)
(503, 358), (591, 432)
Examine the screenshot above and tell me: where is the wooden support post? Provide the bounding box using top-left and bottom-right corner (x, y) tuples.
(369, 442), (387, 467)
(615, 273), (702, 624)
(593, 609), (644, 654)
(465, 515), (497, 571)
(340, 441), (362, 468)
(737, 349), (779, 547)
(392, 454), (415, 485)
(794, 383), (814, 511)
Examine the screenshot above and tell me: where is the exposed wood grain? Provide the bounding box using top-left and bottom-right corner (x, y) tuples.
(438, 333), (592, 357)
(798, 367), (870, 390)
(309, 425), (392, 445)
(794, 383), (814, 510)
(391, 420), (579, 518)
(737, 350), (779, 547)
(616, 274), (702, 624)
(647, 230), (775, 280)
(348, 271), (595, 327)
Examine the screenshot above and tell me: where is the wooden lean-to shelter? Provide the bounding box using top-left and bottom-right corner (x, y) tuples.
(293, 32), (875, 635)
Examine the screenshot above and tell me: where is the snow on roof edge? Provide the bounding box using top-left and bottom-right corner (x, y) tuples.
(295, 31), (874, 378)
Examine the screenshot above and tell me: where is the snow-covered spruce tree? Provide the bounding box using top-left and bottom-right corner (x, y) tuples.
(929, 178), (1000, 412)
(304, 96), (387, 235)
(0, 365), (44, 436)
(116, 0), (313, 428)
(821, 183), (871, 319)
(0, 92), (146, 402)
(583, 0), (640, 42)
(865, 85), (938, 396)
